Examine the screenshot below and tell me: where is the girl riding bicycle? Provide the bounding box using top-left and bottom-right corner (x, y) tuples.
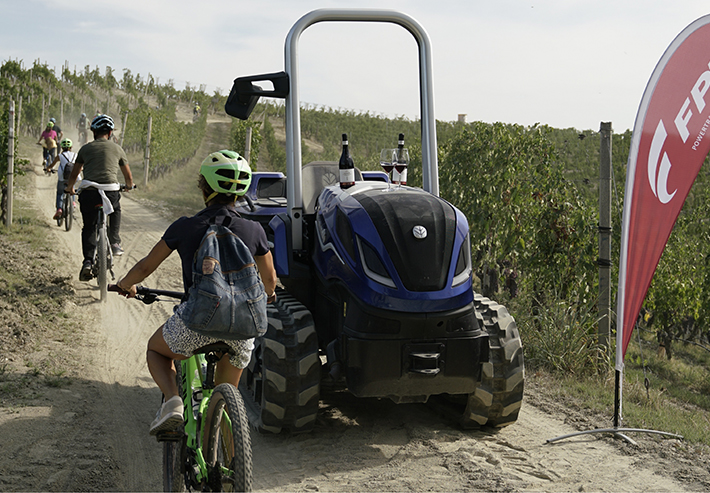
(47, 138), (80, 220)
(115, 150), (278, 435)
(36, 121), (58, 171)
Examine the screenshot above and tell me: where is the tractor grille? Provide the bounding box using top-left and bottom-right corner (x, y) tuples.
(355, 189), (456, 291)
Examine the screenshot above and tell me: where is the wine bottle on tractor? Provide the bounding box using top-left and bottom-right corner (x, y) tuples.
(339, 133), (355, 189)
(393, 133), (407, 185)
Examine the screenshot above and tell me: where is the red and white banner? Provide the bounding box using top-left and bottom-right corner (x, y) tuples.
(617, 15), (710, 371)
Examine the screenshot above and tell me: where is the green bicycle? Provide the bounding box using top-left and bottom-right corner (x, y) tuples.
(110, 285), (253, 492)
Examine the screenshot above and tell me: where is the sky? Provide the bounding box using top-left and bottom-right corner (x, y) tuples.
(2, 0), (709, 132)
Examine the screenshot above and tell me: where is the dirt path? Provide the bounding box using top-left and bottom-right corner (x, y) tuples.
(1, 142), (707, 491)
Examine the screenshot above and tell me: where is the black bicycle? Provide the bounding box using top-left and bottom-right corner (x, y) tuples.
(77, 185), (133, 301)
(110, 285), (253, 491)
(56, 191), (75, 231)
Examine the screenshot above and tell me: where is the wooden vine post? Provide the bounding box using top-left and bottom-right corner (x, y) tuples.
(598, 122), (612, 353)
(17, 95), (22, 137)
(244, 127), (252, 162)
(120, 111), (128, 147)
(6, 100), (15, 227)
(144, 115), (152, 188)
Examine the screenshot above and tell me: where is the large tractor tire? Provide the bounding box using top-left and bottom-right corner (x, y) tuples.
(240, 289), (321, 433)
(460, 293), (525, 428)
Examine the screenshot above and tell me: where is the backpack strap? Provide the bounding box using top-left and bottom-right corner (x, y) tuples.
(209, 213), (232, 228)
(61, 151), (75, 166)
(207, 207), (242, 229)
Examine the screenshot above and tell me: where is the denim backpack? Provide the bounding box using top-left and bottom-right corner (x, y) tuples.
(181, 214), (268, 340)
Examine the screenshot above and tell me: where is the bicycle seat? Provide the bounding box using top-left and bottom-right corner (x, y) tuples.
(194, 342), (235, 356)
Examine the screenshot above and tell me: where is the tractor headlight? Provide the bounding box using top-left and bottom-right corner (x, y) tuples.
(452, 235), (472, 287)
(357, 236), (396, 288)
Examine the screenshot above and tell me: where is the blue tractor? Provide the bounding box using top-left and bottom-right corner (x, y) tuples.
(226, 9), (524, 433)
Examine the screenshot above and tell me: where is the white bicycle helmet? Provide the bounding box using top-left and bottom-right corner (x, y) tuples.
(90, 114), (115, 132)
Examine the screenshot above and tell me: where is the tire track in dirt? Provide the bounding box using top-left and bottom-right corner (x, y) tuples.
(31, 150), (165, 490)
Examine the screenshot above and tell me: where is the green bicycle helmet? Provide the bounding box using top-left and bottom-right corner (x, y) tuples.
(200, 150), (252, 202)
(60, 138), (72, 149)
(47, 121), (54, 128)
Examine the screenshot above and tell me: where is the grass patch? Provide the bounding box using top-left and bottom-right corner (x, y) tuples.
(44, 371), (70, 388)
(1, 137), (85, 387)
(512, 285), (710, 447)
(619, 332), (710, 443)
(533, 329), (710, 447)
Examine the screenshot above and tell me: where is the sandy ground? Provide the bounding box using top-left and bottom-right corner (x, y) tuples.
(1, 139), (708, 492)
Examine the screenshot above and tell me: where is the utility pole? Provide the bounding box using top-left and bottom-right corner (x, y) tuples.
(598, 122), (613, 352)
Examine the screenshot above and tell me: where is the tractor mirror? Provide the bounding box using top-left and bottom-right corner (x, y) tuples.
(225, 71), (290, 120)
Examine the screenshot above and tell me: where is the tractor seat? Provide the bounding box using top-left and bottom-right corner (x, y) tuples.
(302, 161), (362, 214)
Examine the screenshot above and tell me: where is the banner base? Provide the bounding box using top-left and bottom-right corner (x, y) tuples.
(546, 427), (683, 446)
(547, 369), (683, 445)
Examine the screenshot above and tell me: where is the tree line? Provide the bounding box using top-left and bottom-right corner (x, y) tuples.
(0, 59), (222, 190)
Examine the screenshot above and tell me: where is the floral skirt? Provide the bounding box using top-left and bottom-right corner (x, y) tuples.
(162, 303), (254, 369)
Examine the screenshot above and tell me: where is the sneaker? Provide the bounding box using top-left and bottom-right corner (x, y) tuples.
(149, 395), (184, 436)
(53, 209), (62, 220)
(79, 260), (93, 281)
(111, 243), (124, 256)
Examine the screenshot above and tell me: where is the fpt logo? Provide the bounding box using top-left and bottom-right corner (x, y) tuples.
(648, 120), (676, 204)
(647, 60), (710, 204)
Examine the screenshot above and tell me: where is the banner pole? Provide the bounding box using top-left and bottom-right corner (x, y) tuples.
(613, 369), (622, 428)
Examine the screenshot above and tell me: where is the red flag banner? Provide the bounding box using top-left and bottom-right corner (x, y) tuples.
(617, 15), (710, 370)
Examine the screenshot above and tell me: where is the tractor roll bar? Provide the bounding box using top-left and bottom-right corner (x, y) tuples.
(285, 9), (439, 250)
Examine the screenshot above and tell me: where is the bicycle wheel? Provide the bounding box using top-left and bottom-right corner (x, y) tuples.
(163, 363), (187, 492)
(63, 193), (73, 232)
(97, 224), (108, 301)
(204, 383), (252, 492)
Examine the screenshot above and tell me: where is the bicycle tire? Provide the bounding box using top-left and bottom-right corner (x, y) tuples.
(97, 225), (108, 301)
(64, 194), (73, 232)
(204, 383), (252, 492)
(163, 363), (187, 492)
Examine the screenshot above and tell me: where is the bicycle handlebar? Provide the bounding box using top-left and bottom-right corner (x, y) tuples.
(108, 284), (184, 304)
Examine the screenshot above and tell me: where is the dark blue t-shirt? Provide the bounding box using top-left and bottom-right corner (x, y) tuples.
(162, 203), (270, 293)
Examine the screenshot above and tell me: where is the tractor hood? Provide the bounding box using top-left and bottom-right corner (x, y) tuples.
(313, 182), (473, 312)
(354, 188), (456, 292)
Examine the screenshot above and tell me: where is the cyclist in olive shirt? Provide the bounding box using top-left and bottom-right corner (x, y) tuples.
(65, 114), (134, 281)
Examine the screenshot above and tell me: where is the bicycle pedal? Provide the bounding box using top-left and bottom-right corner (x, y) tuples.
(156, 430), (184, 442)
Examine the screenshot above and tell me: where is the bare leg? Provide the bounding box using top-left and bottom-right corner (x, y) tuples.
(215, 356), (243, 387)
(147, 325), (186, 399)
